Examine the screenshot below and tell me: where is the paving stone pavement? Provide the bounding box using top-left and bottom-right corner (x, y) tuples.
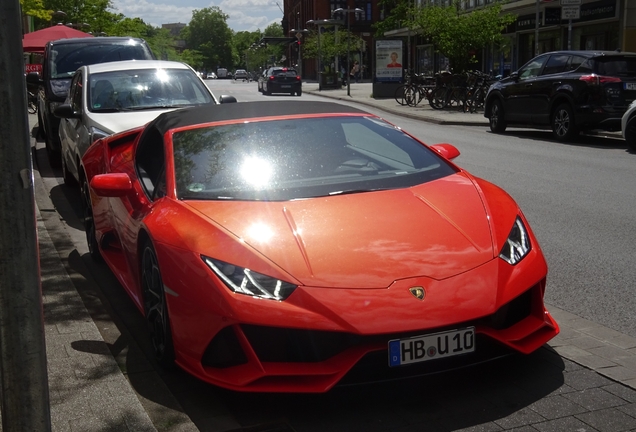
(10, 97), (636, 431)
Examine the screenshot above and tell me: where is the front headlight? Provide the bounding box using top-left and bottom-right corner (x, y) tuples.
(499, 217), (531, 265)
(202, 256), (297, 301)
(91, 127), (110, 143)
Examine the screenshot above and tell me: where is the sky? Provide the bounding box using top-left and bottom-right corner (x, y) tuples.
(110, 0), (285, 33)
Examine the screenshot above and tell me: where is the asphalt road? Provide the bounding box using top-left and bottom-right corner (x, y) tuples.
(206, 78), (636, 341)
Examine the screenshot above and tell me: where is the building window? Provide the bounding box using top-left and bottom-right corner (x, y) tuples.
(355, 1), (371, 22)
(331, 0), (347, 19)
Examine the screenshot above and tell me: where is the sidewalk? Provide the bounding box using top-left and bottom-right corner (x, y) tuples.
(302, 80), (490, 126)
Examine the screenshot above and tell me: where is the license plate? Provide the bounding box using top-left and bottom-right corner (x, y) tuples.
(625, 83), (636, 90)
(388, 327), (475, 367)
(281, 85), (291, 88)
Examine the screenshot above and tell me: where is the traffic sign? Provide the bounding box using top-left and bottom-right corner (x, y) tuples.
(561, 5), (580, 19)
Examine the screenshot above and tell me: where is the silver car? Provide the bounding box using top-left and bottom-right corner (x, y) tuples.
(622, 100), (636, 152)
(56, 60), (236, 185)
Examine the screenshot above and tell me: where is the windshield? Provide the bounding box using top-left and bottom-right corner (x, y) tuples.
(89, 68), (214, 112)
(172, 116), (457, 201)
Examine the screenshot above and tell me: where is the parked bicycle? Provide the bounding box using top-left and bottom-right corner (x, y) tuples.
(394, 70), (435, 107)
(27, 90), (37, 114)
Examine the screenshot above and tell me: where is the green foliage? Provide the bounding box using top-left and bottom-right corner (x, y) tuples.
(20, 0), (51, 21)
(182, 7), (233, 70)
(303, 29), (365, 71)
(373, 0), (415, 38)
(413, 1), (515, 72)
(36, 0), (122, 33)
(180, 49), (205, 70)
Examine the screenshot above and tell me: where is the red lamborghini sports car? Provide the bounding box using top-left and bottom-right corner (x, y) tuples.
(81, 101), (559, 393)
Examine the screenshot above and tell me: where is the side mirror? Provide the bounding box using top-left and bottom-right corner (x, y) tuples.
(54, 103), (80, 119)
(509, 71), (519, 80)
(90, 173), (133, 197)
(218, 95), (238, 104)
(430, 143), (460, 160)
(26, 72), (42, 85)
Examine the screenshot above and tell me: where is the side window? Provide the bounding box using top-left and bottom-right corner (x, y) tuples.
(542, 54), (569, 75)
(519, 55), (548, 79)
(135, 127), (166, 201)
(70, 72), (83, 112)
(567, 55), (586, 72)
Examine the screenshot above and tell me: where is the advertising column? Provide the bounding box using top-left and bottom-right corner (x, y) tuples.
(375, 40), (403, 83)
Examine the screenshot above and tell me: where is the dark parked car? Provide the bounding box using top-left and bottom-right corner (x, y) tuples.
(484, 50), (636, 141)
(27, 37), (155, 165)
(258, 67), (302, 96)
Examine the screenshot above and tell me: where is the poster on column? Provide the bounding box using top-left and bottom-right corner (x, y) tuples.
(376, 40), (403, 82)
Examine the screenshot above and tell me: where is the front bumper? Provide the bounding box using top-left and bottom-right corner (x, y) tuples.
(163, 247), (559, 393)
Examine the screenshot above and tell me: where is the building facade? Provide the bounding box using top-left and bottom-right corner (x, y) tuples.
(390, 0), (634, 78)
(283, 0), (383, 79)
(285, 0), (635, 81)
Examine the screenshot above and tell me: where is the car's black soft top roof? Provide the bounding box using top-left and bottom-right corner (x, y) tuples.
(148, 101), (370, 136)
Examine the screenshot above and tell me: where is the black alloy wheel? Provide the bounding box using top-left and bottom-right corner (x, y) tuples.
(552, 103), (579, 141)
(626, 117), (636, 152)
(141, 240), (176, 369)
(489, 99), (507, 133)
(82, 179), (102, 261)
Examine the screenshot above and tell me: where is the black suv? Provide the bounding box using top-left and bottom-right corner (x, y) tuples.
(27, 37), (155, 165)
(484, 50), (636, 141)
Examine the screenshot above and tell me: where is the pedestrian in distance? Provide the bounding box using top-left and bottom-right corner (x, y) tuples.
(351, 61), (360, 83)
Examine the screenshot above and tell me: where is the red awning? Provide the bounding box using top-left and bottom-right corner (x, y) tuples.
(22, 24), (93, 53)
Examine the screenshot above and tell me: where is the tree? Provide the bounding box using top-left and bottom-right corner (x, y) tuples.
(373, 0), (415, 38)
(412, 1), (515, 72)
(35, 0), (122, 33)
(20, 0), (51, 22)
(182, 7), (233, 71)
(303, 29), (364, 73)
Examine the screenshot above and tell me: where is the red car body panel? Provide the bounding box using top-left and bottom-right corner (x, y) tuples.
(81, 105), (559, 393)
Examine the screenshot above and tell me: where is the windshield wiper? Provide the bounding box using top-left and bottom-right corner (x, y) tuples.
(327, 188), (389, 196)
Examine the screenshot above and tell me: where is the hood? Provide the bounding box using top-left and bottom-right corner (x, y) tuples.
(186, 173), (495, 288)
(89, 109), (181, 135)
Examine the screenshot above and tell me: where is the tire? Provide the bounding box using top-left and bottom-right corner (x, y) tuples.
(61, 152), (77, 186)
(626, 117), (636, 153)
(488, 98), (507, 133)
(552, 103), (579, 141)
(37, 110), (45, 140)
(297, 89), (302, 96)
(405, 86), (419, 107)
(82, 179), (102, 261)
(471, 87), (486, 112)
(141, 239), (176, 370)
(44, 129), (62, 168)
(394, 85), (409, 106)
(429, 88), (448, 110)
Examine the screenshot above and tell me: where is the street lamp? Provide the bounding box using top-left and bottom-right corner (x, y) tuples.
(333, 7), (363, 97)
